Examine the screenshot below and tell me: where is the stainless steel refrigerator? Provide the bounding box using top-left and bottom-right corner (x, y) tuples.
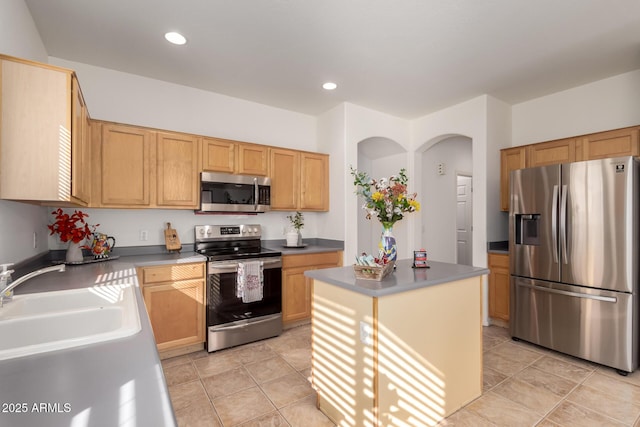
(509, 156), (639, 373)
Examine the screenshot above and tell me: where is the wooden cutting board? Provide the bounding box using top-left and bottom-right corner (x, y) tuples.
(164, 222), (182, 252)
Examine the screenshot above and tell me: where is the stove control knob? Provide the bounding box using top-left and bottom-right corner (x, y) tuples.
(198, 228), (204, 236)
(206, 228), (212, 236)
(252, 227), (258, 234)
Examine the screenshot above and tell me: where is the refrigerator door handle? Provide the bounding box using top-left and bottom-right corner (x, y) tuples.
(560, 184), (568, 264)
(518, 282), (617, 303)
(551, 185), (559, 263)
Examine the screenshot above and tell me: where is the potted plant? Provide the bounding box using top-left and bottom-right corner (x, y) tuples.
(286, 211), (304, 246)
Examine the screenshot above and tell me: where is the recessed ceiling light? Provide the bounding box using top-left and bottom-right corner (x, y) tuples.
(322, 82), (337, 90)
(164, 32), (187, 45)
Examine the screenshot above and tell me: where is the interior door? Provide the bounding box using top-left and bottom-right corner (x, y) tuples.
(456, 174), (473, 265)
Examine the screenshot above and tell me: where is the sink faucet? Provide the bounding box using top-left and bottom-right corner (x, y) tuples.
(0, 264), (66, 307)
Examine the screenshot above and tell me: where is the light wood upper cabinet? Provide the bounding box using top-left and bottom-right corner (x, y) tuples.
(270, 148), (300, 210)
(526, 137), (579, 168)
(156, 131), (200, 208)
(488, 253), (510, 322)
(70, 76), (91, 205)
(94, 122), (200, 209)
(300, 152), (330, 211)
(237, 143), (269, 176)
(499, 146), (526, 212)
(580, 126), (639, 160)
(95, 122), (153, 207)
(201, 138), (268, 176)
(0, 55), (89, 205)
(202, 137), (235, 173)
(270, 149), (329, 211)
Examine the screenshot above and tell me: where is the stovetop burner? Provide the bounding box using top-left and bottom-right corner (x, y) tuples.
(194, 224), (281, 261)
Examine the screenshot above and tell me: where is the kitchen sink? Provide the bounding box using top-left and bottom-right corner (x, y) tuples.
(0, 284), (141, 361)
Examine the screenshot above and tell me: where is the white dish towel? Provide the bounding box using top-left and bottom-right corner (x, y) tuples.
(236, 261), (264, 303)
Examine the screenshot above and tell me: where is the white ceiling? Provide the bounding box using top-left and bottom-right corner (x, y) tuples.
(24, 0), (640, 119)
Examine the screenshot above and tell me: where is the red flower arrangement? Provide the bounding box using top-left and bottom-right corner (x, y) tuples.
(48, 209), (98, 244)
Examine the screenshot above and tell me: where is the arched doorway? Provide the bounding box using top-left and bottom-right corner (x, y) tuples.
(419, 135), (472, 264)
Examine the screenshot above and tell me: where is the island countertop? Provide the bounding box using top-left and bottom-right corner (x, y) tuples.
(305, 258), (489, 297)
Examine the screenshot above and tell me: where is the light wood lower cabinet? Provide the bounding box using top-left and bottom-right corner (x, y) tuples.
(137, 262), (206, 352)
(488, 252), (510, 322)
(282, 251), (342, 325)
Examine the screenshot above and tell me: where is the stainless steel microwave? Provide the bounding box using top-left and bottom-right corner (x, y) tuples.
(199, 172), (271, 213)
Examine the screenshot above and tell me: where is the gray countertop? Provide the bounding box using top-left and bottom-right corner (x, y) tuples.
(487, 240), (509, 254)
(262, 238), (343, 256)
(0, 251), (205, 427)
(305, 258), (489, 297)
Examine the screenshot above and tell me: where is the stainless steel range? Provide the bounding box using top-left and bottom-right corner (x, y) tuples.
(195, 224), (282, 352)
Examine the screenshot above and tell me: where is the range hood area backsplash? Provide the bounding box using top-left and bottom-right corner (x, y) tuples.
(44, 208), (321, 250)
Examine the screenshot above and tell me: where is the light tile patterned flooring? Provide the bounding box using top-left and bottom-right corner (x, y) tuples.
(163, 324), (640, 427)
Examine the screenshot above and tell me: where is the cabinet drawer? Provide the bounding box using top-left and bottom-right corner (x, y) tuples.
(488, 253), (509, 269)
(140, 262), (205, 284)
(282, 251), (342, 269)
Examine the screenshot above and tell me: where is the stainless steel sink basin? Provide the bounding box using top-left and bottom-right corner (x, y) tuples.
(0, 284), (141, 361)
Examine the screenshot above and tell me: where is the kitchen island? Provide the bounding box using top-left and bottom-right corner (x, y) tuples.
(305, 258), (489, 427)
(0, 251), (204, 427)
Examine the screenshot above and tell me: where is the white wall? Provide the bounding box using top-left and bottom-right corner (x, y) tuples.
(512, 69), (640, 146)
(50, 58), (318, 151)
(421, 137), (472, 263)
(411, 96), (490, 325)
(0, 0), (50, 264)
(46, 208), (323, 250)
(316, 104), (347, 244)
(39, 58), (325, 248)
(486, 96), (512, 242)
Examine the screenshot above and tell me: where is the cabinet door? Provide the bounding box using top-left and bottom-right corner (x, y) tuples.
(156, 131), (199, 208)
(0, 57), (71, 202)
(202, 137), (235, 173)
(270, 148), (300, 210)
(488, 253), (510, 321)
(500, 147), (526, 212)
(99, 123), (153, 206)
(300, 152), (329, 211)
(142, 279), (205, 351)
(71, 76), (91, 205)
(282, 266), (312, 324)
(526, 138), (577, 168)
(581, 127), (640, 160)
(237, 143), (268, 176)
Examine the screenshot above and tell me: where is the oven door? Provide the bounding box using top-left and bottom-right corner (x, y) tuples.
(207, 257), (282, 327)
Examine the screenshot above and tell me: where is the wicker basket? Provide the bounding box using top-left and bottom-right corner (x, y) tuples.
(353, 261), (395, 281)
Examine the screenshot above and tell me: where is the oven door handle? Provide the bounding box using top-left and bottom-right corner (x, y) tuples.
(208, 259), (282, 274)
(210, 313), (282, 332)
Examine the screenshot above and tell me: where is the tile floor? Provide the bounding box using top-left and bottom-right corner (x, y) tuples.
(162, 324), (640, 427)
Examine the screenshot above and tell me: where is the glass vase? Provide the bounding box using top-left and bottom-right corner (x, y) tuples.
(378, 222), (397, 262)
